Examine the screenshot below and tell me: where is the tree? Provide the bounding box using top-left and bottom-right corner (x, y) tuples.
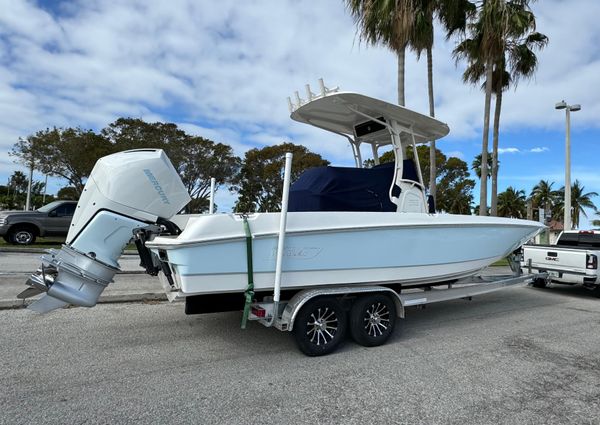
(471, 152), (494, 179)
(377, 144), (443, 189)
(57, 186), (80, 200)
(11, 128), (114, 195)
(175, 136), (240, 213)
(347, 0), (474, 202)
(529, 180), (558, 220)
(13, 119), (241, 213)
(346, 0), (416, 106)
(436, 156), (475, 214)
(31, 181), (45, 195)
(411, 0), (475, 203)
(553, 180), (597, 229)
(8, 171), (28, 194)
(591, 212), (600, 229)
(497, 186), (526, 218)
(454, 0), (546, 216)
(103, 118), (240, 213)
(458, 29), (547, 216)
(234, 143), (329, 212)
(1, 171), (45, 209)
(102, 118), (187, 153)
(463, 60), (511, 215)
(488, 64), (511, 216)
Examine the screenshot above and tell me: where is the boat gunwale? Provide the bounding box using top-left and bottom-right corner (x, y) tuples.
(146, 221), (543, 249)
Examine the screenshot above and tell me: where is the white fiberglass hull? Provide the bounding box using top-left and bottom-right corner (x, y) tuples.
(147, 212), (544, 296)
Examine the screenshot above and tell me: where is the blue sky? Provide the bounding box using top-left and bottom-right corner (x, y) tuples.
(0, 0), (599, 225)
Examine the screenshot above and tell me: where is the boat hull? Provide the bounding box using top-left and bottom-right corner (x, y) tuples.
(148, 212), (544, 295)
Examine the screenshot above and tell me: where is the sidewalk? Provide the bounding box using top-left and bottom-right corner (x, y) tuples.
(0, 273), (169, 309)
(0, 251), (514, 310)
(0, 251), (170, 309)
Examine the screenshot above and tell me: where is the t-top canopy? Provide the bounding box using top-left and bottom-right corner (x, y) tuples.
(290, 92), (450, 145)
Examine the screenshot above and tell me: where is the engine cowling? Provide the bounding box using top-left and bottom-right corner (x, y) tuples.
(21, 149), (191, 312)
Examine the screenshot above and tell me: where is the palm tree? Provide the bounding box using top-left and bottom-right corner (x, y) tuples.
(411, 0), (438, 202)
(530, 179), (558, 220)
(9, 171), (28, 195)
(410, 0), (475, 203)
(489, 31), (547, 216)
(454, 0), (546, 216)
(346, 0), (415, 106)
(346, 1), (474, 206)
(471, 152), (494, 179)
(591, 212), (600, 229)
(463, 62), (510, 213)
(457, 1), (502, 216)
(497, 186), (526, 218)
(553, 180), (598, 229)
(489, 63), (511, 216)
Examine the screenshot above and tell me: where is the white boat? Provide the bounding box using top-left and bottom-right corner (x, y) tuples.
(21, 87), (544, 313)
(143, 90), (543, 296)
(147, 211), (541, 295)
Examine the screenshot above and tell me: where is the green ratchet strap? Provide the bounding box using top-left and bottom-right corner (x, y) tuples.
(240, 215), (255, 329)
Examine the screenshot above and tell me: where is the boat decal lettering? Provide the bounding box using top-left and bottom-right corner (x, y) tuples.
(270, 247), (322, 260)
(143, 169), (170, 205)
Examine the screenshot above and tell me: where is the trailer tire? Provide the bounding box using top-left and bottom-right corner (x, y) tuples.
(531, 278), (547, 288)
(350, 293), (396, 347)
(292, 297), (347, 356)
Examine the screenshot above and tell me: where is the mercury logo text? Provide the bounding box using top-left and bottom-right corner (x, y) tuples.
(143, 169), (170, 205)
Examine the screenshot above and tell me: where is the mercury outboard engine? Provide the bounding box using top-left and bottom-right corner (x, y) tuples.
(19, 149), (190, 313)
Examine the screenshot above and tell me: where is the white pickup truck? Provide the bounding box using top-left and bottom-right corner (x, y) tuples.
(521, 230), (600, 297)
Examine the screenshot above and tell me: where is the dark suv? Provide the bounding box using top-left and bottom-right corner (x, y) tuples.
(0, 200), (77, 245)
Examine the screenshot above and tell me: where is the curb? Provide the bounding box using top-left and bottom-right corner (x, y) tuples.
(0, 292), (172, 310)
(0, 248), (139, 255)
(1, 270), (147, 276)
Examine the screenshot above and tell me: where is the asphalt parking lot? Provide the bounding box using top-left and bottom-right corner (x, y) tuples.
(1, 282), (599, 425)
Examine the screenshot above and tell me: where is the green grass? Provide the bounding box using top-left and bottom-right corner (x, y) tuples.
(0, 236), (65, 249)
(0, 237), (138, 252)
(491, 258), (510, 267)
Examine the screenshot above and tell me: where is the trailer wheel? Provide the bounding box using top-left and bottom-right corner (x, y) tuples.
(531, 278), (547, 288)
(293, 297), (347, 356)
(350, 293), (396, 347)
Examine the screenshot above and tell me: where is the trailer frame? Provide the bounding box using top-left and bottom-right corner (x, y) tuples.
(245, 265), (545, 355)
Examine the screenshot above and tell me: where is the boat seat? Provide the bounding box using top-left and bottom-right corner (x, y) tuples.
(402, 158), (418, 182)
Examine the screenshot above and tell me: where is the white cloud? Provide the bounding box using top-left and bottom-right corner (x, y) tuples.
(0, 0), (599, 199)
(498, 147), (520, 154)
(497, 147), (549, 155)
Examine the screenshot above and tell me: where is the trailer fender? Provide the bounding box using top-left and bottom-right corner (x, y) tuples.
(281, 286), (404, 332)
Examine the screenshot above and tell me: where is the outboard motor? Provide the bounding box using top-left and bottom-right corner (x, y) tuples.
(19, 149), (191, 312)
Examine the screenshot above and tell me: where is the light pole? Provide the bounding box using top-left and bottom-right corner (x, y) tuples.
(25, 160), (33, 211)
(555, 100), (581, 231)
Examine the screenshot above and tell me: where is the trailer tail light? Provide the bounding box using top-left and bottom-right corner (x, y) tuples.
(251, 306), (266, 318)
(586, 254), (597, 270)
